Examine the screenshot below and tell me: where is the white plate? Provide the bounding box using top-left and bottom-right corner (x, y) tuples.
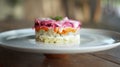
(0, 28), (120, 54)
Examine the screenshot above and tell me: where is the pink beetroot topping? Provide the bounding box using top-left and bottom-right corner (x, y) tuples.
(34, 17), (81, 29)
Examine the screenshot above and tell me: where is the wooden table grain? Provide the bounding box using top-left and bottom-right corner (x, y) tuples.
(0, 20), (120, 67)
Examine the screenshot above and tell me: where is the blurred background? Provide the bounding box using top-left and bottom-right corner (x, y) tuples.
(1, 0), (120, 31)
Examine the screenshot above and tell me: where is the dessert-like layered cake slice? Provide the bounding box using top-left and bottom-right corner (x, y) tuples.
(34, 16), (81, 45)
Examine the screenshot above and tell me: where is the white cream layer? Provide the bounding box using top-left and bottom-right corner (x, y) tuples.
(35, 29), (80, 45)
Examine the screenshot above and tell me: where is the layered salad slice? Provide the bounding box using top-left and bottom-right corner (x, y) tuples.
(34, 16), (81, 45)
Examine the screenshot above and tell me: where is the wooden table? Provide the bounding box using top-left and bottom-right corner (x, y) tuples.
(0, 20), (120, 67)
